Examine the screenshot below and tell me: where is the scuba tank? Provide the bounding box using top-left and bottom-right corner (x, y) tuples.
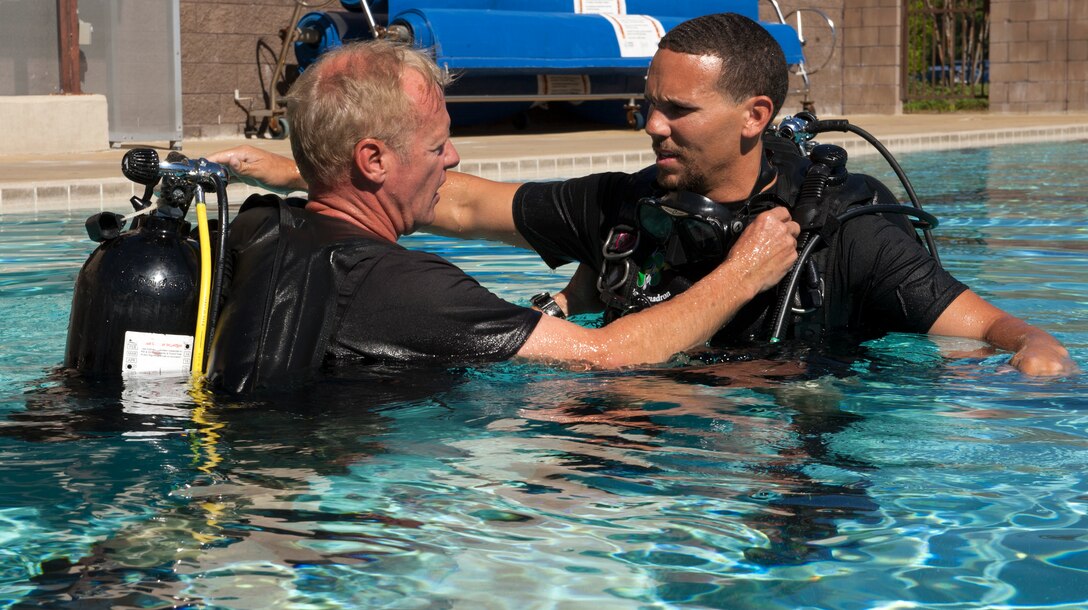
(64, 149), (230, 377)
(65, 209), (200, 375)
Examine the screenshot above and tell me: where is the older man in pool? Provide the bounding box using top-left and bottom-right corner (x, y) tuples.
(211, 13), (1076, 378)
(205, 39), (802, 392)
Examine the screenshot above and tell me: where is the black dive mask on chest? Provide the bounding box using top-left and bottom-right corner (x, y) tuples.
(597, 154), (782, 303)
(634, 154), (782, 267)
(636, 191), (743, 265)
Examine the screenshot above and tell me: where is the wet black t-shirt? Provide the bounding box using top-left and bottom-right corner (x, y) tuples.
(512, 165), (967, 345)
(328, 239), (540, 362)
(208, 196), (540, 392)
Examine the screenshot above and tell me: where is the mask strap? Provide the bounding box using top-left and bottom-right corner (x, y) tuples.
(717, 149), (779, 216)
(751, 149), (779, 199)
(736, 152), (780, 219)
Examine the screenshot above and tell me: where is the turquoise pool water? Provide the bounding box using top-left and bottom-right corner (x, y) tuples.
(1, 141), (1086, 609)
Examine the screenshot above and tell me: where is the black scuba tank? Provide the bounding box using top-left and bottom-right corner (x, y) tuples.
(64, 212), (201, 376)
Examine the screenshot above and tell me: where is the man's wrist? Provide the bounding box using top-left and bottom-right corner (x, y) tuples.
(531, 292), (566, 319)
(714, 259), (761, 303)
(288, 164), (308, 192)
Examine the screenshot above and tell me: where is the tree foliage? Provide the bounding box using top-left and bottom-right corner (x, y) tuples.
(906, 0), (989, 104)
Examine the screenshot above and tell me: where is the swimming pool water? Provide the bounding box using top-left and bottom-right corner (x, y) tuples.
(1, 141), (1086, 609)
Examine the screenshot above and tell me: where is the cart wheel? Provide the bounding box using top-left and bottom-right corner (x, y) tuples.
(271, 117), (290, 140)
(626, 110), (645, 130)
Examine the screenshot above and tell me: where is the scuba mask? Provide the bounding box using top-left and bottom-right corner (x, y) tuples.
(636, 153), (782, 266)
(637, 191), (768, 266)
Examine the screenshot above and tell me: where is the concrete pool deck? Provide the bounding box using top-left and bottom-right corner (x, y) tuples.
(1, 112), (1087, 215)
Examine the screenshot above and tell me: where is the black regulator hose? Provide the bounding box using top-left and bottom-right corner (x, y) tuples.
(768, 143), (847, 345)
(804, 119), (941, 265)
(204, 174), (230, 362)
(768, 204), (940, 342)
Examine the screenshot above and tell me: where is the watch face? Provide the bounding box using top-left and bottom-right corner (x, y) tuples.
(531, 293), (564, 318)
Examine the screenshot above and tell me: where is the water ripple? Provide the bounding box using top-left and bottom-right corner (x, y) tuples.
(1, 142), (1088, 609)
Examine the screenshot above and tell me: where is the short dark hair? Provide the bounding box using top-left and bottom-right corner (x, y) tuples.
(658, 13), (789, 119)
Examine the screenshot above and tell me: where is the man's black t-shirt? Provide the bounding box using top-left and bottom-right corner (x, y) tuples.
(512, 164), (967, 345)
(207, 197), (540, 392)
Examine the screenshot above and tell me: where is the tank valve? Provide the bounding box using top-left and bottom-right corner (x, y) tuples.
(85, 212), (126, 242)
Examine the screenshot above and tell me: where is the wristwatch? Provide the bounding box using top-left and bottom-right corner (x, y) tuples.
(530, 292), (567, 319)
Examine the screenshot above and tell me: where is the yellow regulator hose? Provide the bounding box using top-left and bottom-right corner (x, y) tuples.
(191, 199), (212, 375)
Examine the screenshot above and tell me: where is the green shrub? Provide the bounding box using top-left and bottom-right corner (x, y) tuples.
(904, 97), (989, 113)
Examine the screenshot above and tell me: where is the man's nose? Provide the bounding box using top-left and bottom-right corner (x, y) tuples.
(444, 140), (460, 169)
(644, 106), (668, 138)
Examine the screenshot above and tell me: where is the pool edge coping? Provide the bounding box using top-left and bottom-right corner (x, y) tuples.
(2, 123), (1087, 216)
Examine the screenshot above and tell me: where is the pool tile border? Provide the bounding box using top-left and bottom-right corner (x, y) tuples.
(0, 179), (274, 217)
(2, 124), (1087, 216)
(458, 124), (1088, 182)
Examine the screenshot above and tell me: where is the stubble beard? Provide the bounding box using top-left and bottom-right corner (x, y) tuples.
(656, 165), (709, 195)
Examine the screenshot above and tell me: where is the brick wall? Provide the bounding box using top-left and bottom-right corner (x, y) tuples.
(175, 1), (1085, 137)
(763, 0), (901, 117)
(761, 1), (845, 117)
(180, 0), (299, 139)
(184, 0), (863, 134)
(838, 0), (902, 115)
(989, 0), (1088, 112)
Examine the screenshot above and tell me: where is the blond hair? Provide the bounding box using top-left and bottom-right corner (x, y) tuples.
(285, 40), (451, 189)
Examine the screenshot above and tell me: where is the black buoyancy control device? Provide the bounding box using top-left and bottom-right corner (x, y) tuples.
(766, 113), (942, 342)
(64, 149), (229, 377)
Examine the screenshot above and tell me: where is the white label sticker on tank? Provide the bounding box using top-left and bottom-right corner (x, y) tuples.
(599, 15), (665, 58)
(575, 0), (626, 13)
(538, 74), (591, 96)
(121, 331), (194, 375)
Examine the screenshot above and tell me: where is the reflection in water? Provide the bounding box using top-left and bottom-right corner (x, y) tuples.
(6, 351), (893, 607)
(3, 339), (1087, 607)
(514, 359), (881, 571)
(1, 140), (1087, 608)
(7, 364), (465, 608)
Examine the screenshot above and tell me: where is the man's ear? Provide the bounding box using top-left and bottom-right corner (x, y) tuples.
(742, 95), (775, 138)
(354, 138), (387, 184)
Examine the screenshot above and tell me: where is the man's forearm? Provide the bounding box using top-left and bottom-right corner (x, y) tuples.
(585, 259), (762, 366)
(929, 290), (1078, 376)
(517, 208), (801, 368)
(429, 172), (527, 246)
(206, 145), (307, 195)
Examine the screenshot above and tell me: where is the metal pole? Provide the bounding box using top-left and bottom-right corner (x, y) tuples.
(57, 0), (82, 94)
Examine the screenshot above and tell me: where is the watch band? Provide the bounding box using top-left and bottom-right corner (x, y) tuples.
(530, 292), (566, 319)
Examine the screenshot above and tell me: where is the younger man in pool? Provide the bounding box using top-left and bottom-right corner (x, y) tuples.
(205, 39), (801, 392)
(212, 14), (1076, 378)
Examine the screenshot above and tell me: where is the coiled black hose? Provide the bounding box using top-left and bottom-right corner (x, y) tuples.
(805, 120), (941, 264)
(768, 204), (940, 342)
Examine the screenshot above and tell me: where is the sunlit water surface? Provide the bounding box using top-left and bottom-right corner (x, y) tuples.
(1, 141), (1086, 609)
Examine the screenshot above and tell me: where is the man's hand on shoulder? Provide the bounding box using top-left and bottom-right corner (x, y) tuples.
(724, 206), (801, 297)
(206, 145), (306, 194)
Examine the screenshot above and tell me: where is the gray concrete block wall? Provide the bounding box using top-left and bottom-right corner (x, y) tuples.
(764, 0), (905, 117)
(180, 0), (299, 139)
(990, 0), (1088, 113)
(761, 1), (845, 117)
(173, 1), (1088, 138)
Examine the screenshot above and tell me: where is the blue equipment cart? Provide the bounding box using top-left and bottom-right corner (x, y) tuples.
(286, 0), (813, 129)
